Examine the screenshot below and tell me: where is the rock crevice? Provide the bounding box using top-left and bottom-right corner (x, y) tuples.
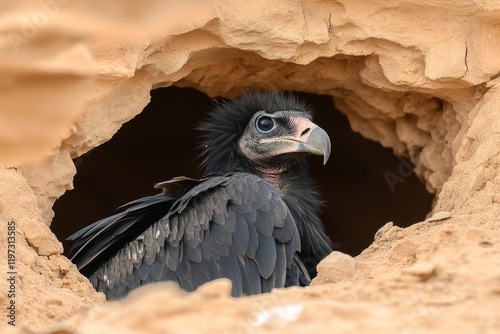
(1, 1), (500, 332)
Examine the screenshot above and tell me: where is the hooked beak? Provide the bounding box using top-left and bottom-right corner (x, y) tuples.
(296, 125), (331, 165)
(261, 117), (331, 165)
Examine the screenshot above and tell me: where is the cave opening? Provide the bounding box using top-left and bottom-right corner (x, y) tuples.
(52, 86), (434, 258)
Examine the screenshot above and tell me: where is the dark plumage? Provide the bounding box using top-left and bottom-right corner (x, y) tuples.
(68, 91), (333, 299)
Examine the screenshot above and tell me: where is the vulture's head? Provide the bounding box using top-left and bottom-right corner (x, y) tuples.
(198, 92), (331, 181)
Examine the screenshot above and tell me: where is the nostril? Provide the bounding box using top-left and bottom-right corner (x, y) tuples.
(300, 128), (310, 137)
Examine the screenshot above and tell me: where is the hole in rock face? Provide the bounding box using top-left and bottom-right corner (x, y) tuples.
(52, 86), (433, 258)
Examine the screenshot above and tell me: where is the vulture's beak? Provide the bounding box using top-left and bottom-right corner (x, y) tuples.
(261, 117), (331, 164)
(297, 125), (331, 165)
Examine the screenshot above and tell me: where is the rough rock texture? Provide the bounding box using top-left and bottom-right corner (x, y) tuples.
(1, 1), (500, 332)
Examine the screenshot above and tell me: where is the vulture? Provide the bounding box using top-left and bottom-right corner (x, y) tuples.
(68, 92), (333, 299)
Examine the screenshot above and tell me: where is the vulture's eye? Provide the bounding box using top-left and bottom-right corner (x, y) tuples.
(255, 115), (276, 134)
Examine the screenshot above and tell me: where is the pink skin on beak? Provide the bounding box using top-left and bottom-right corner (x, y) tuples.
(291, 117), (317, 141)
(260, 116), (331, 164)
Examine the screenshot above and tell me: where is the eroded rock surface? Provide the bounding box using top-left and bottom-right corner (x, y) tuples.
(1, 1), (499, 332)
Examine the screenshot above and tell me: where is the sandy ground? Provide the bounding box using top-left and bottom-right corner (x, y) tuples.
(1, 1), (500, 332)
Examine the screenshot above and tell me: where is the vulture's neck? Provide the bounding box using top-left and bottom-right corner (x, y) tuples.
(257, 167), (285, 190)
(268, 164), (332, 259)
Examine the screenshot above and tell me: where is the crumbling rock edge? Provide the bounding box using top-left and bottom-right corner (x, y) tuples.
(1, 1), (500, 332)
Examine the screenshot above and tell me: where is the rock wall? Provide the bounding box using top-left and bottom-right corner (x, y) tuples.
(1, 1), (499, 332)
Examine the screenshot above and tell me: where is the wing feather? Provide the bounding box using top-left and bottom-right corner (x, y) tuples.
(69, 172), (302, 300)
(254, 233), (277, 279)
(238, 259), (262, 295)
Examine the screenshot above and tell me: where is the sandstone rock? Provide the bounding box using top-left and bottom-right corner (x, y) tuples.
(1, 1), (500, 332)
(312, 251), (356, 285)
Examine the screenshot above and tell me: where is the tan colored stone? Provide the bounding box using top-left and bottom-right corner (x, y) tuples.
(312, 251), (356, 285)
(1, 1), (500, 332)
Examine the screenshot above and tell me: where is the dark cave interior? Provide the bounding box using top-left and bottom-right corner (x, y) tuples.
(52, 86), (434, 258)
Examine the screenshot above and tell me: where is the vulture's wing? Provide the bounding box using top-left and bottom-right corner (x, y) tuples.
(68, 172), (303, 299)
